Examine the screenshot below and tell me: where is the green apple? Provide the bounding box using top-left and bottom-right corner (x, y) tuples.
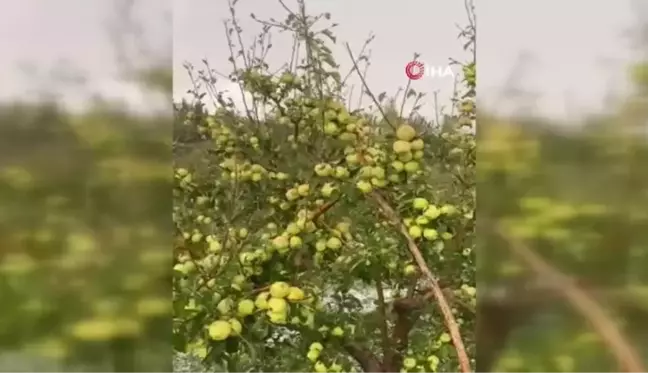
(208, 320), (232, 341)
(415, 216), (429, 226)
(404, 264), (417, 276)
(403, 357), (417, 370)
(356, 180), (373, 193)
(286, 188), (300, 201)
(408, 225), (422, 238)
(287, 286), (305, 301)
(268, 297), (288, 313)
(359, 166), (374, 179)
(310, 342), (324, 351)
(270, 281), (291, 298)
(315, 239), (327, 252)
(371, 177), (388, 188)
(297, 184), (310, 196)
(324, 122), (339, 135)
(326, 237), (342, 250)
(237, 299), (255, 317)
(423, 228), (439, 240)
(462, 285), (476, 297)
(412, 198), (429, 210)
(427, 355), (440, 371)
(393, 140), (412, 153)
(391, 161), (405, 172)
(314, 163), (333, 177)
(255, 292), (270, 309)
(267, 310), (287, 324)
(404, 161), (420, 173)
(345, 154), (360, 165)
(229, 270), (245, 283)
(286, 222), (301, 235)
(314, 361), (328, 373)
(371, 166), (386, 179)
(337, 111), (350, 123)
(173, 263), (188, 275)
(424, 206), (441, 219)
(275, 172), (289, 180)
(217, 298), (233, 315)
(229, 318), (242, 335)
(290, 236), (303, 248)
(440, 204), (458, 215)
(272, 236), (289, 250)
(396, 124), (417, 141)
(336, 221), (351, 233)
(334, 166), (350, 179)
(307, 349), (320, 362)
(321, 183), (336, 197)
(410, 138), (424, 150)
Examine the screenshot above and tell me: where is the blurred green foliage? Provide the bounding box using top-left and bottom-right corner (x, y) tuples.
(477, 60), (648, 371)
(0, 91), (173, 370)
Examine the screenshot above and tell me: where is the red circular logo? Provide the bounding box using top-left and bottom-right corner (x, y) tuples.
(405, 61), (424, 80)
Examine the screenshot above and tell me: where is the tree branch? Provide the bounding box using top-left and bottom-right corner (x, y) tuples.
(374, 274), (393, 370)
(391, 296), (423, 370)
(369, 191), (472, 373)
(343, 342), (384, 372)
(493, 222), (645, 373)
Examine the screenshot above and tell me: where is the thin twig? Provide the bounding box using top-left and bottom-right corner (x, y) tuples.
(356, 50), (372, 110)
(345, 43), (396, 131)
(433, 90), (441, 127)
(399, 53), (419, 118)
(222, 21), (258, 126)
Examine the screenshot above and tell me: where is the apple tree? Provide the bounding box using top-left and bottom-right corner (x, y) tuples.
(172, 1), (476, 372)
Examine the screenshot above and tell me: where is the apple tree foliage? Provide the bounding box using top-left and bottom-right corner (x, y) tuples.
(172, 1), (476, 372)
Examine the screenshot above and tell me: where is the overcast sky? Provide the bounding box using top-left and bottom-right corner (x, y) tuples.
(0, 0), (643, 120)
(0, 0), (171, 113)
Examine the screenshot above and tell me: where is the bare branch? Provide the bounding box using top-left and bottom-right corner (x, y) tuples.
(345, 43), (396, 131)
